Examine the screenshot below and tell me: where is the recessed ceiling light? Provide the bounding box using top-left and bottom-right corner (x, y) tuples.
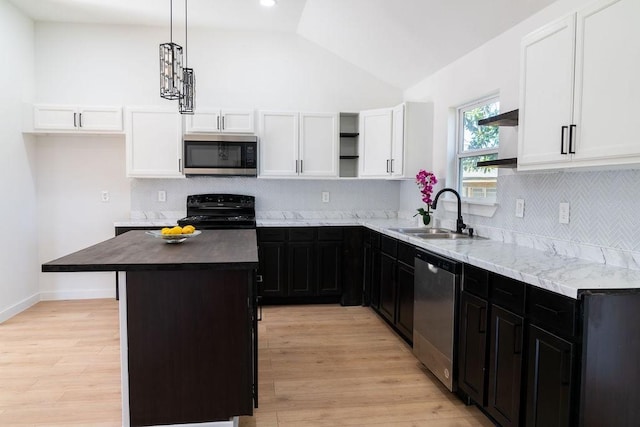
(260, 0), (277, 7)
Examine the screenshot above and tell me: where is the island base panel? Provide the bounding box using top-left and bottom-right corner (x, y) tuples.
(126, 269), (253, 427)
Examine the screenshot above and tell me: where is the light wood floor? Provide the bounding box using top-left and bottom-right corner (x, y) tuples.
(0, 300), (493, 427)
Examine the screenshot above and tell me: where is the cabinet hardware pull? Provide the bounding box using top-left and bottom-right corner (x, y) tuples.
(386, 159), (390, 173)
(178, 158), (182, 172)
(73, 113), (77, 128)
(257, 296), (263, 322)
(569, 124), (576, 154)
(256, 275), (263, 283)
(495, 287), (515, 297)
(217, 116), (220, 130)
(534, 303), (562, 316)
(295, 160), (299, 173)
(300, 160), (303, 173)
(561, 126), (568, 154)
(479, 306), (486, 333)
(561, 349), (571, 385)
(390, 158), (394, 173)
(514, 323), (522, 355)
(222, 116), (225, 130)
(79, 113), (82, 128)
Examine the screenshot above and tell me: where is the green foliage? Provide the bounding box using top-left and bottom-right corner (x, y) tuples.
(462, 102), (500, 172)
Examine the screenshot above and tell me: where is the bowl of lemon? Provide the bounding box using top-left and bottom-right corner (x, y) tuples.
(146, 225), (201, 244)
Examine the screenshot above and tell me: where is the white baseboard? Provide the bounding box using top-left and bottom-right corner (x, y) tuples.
(0, 293), (40, 323)
(39, 288), (116, 301)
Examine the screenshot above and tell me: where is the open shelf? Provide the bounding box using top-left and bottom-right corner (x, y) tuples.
(339, 155), (359, 160)
(477, 109), (519, 127)
(476, 157), (518, 168)
(339, 132), (359, 138)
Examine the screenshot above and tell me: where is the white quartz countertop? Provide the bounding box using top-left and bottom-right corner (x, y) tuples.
(114, 217), (640, 299)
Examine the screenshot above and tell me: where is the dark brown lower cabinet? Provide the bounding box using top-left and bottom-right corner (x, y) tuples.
(458, 291), (488, 405)
(487, 305), (524, 427)
(256, 227), (360, 304)
(379, 252), (397, 324)
(395, 261), (414, 340)
(525, 325), (573, 427)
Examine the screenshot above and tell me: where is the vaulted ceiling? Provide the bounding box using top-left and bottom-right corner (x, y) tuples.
(8, 0), (557, 90)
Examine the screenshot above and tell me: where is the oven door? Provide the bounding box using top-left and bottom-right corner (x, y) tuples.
(183, 135), (257, 176)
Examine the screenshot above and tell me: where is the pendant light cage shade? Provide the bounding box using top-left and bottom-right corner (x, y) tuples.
(160, 42), (183, 100)
(179, 68), (195, 114)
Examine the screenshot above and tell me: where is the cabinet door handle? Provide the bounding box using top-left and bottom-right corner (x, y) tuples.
(494, 287), (514, 297)
(79, 113), (82, 128)
(569, 124), (576, 154)
(534, 303), (562, 316)
(217, 116), (220, 130)
(73, 112), (77, 128)
(390, 158), (394, 173)
(222, 116), (225, 130)
(560, 126), (568, 154)
(386, 159), (390, 173)
(513, 323), (522, 355)
(478, 306), (486, 333)
(295, 160), (299, 173)
(300, 160), (303, 173)
(561, 349), (571, 385)
(178, 158), (182, 172)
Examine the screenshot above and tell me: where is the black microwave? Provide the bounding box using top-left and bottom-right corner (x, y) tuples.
(183, 134), (258, 176)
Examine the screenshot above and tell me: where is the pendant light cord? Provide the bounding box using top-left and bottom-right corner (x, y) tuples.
(184, 0), (188, 67)
(170, 0), (173, 43)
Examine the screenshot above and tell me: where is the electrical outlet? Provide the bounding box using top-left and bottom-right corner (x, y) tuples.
(101, 190), (110, 203)
(321, 191), (330, 203)
(515, 199), (525, 218)
(559, 202), (570, 224)
(158, 190), (166, 202)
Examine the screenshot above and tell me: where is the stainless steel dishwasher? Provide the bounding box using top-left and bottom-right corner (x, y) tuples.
(413, 248), (461, 392)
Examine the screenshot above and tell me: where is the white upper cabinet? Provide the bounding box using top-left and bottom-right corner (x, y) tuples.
(359, 108), (393, 178)
(359, 102), (432, 179)
(185, 109), (254, 134)
(125, 107), (184, 178)
(518, 0), (640, 170)
(259, 111), (338, 178)
(299, 112), (338, 177)
(32, 104), (122, 133)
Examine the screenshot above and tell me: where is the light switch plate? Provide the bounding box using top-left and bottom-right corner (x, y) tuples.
(158, 190), (166, 202)
(559, 202), (570, 224)
(101, 190), (109, 202)
(515, 199), (525, 218)
(322, 191), (330, 203)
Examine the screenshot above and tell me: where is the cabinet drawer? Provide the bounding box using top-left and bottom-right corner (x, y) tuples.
(528, 287), (577, 339)
(397, 242), (415, 267)
(317, 227), (343, 241)
(258, 228), (287, 242)
(463, 264), (489, 298)
(491, 274), (526, 315)
(288, 228), (315, 241)
(381, 235), (397, 257)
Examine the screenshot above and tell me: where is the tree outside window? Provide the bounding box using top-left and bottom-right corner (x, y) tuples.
(457, 97), (500, 203)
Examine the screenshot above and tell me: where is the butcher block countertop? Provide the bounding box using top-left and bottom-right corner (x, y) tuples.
(42, 229), (258, 272)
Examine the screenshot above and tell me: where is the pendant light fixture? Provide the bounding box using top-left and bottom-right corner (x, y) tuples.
(160, 0), (183, 100)
(179, 0), (195, 114)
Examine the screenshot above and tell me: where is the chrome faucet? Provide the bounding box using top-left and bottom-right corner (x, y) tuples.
(430, 188), (467, 234)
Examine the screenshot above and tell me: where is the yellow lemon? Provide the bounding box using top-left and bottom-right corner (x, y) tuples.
(160, 227), (171, 235)
(169, 226), (183, 235)
(182, 225), (195, 234)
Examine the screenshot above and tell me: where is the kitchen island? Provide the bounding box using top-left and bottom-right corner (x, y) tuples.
(42, 230), (259, 427)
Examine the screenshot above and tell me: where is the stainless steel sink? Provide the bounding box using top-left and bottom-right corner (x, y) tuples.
(389, 227), (452, 234)
(390, 227), (479, 240)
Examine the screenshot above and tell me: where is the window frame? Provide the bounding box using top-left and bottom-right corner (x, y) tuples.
(455, 95), (500, 203)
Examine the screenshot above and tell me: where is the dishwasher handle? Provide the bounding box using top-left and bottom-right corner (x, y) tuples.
(415, 249), (461, 274)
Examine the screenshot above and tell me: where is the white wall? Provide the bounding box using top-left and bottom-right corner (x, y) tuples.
(0, 0), (38, 321)
(33, 22), (403, 300)
(36, 136), (130, 300)
(400, 0), (640, 263)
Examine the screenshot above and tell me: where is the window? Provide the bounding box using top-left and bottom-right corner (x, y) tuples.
(456, 97), (500, 203)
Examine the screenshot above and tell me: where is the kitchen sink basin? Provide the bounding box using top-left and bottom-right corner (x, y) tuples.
(390, 227), (481, 240)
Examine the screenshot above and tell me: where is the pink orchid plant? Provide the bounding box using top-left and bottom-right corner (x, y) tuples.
(414, 169), (438, 225)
